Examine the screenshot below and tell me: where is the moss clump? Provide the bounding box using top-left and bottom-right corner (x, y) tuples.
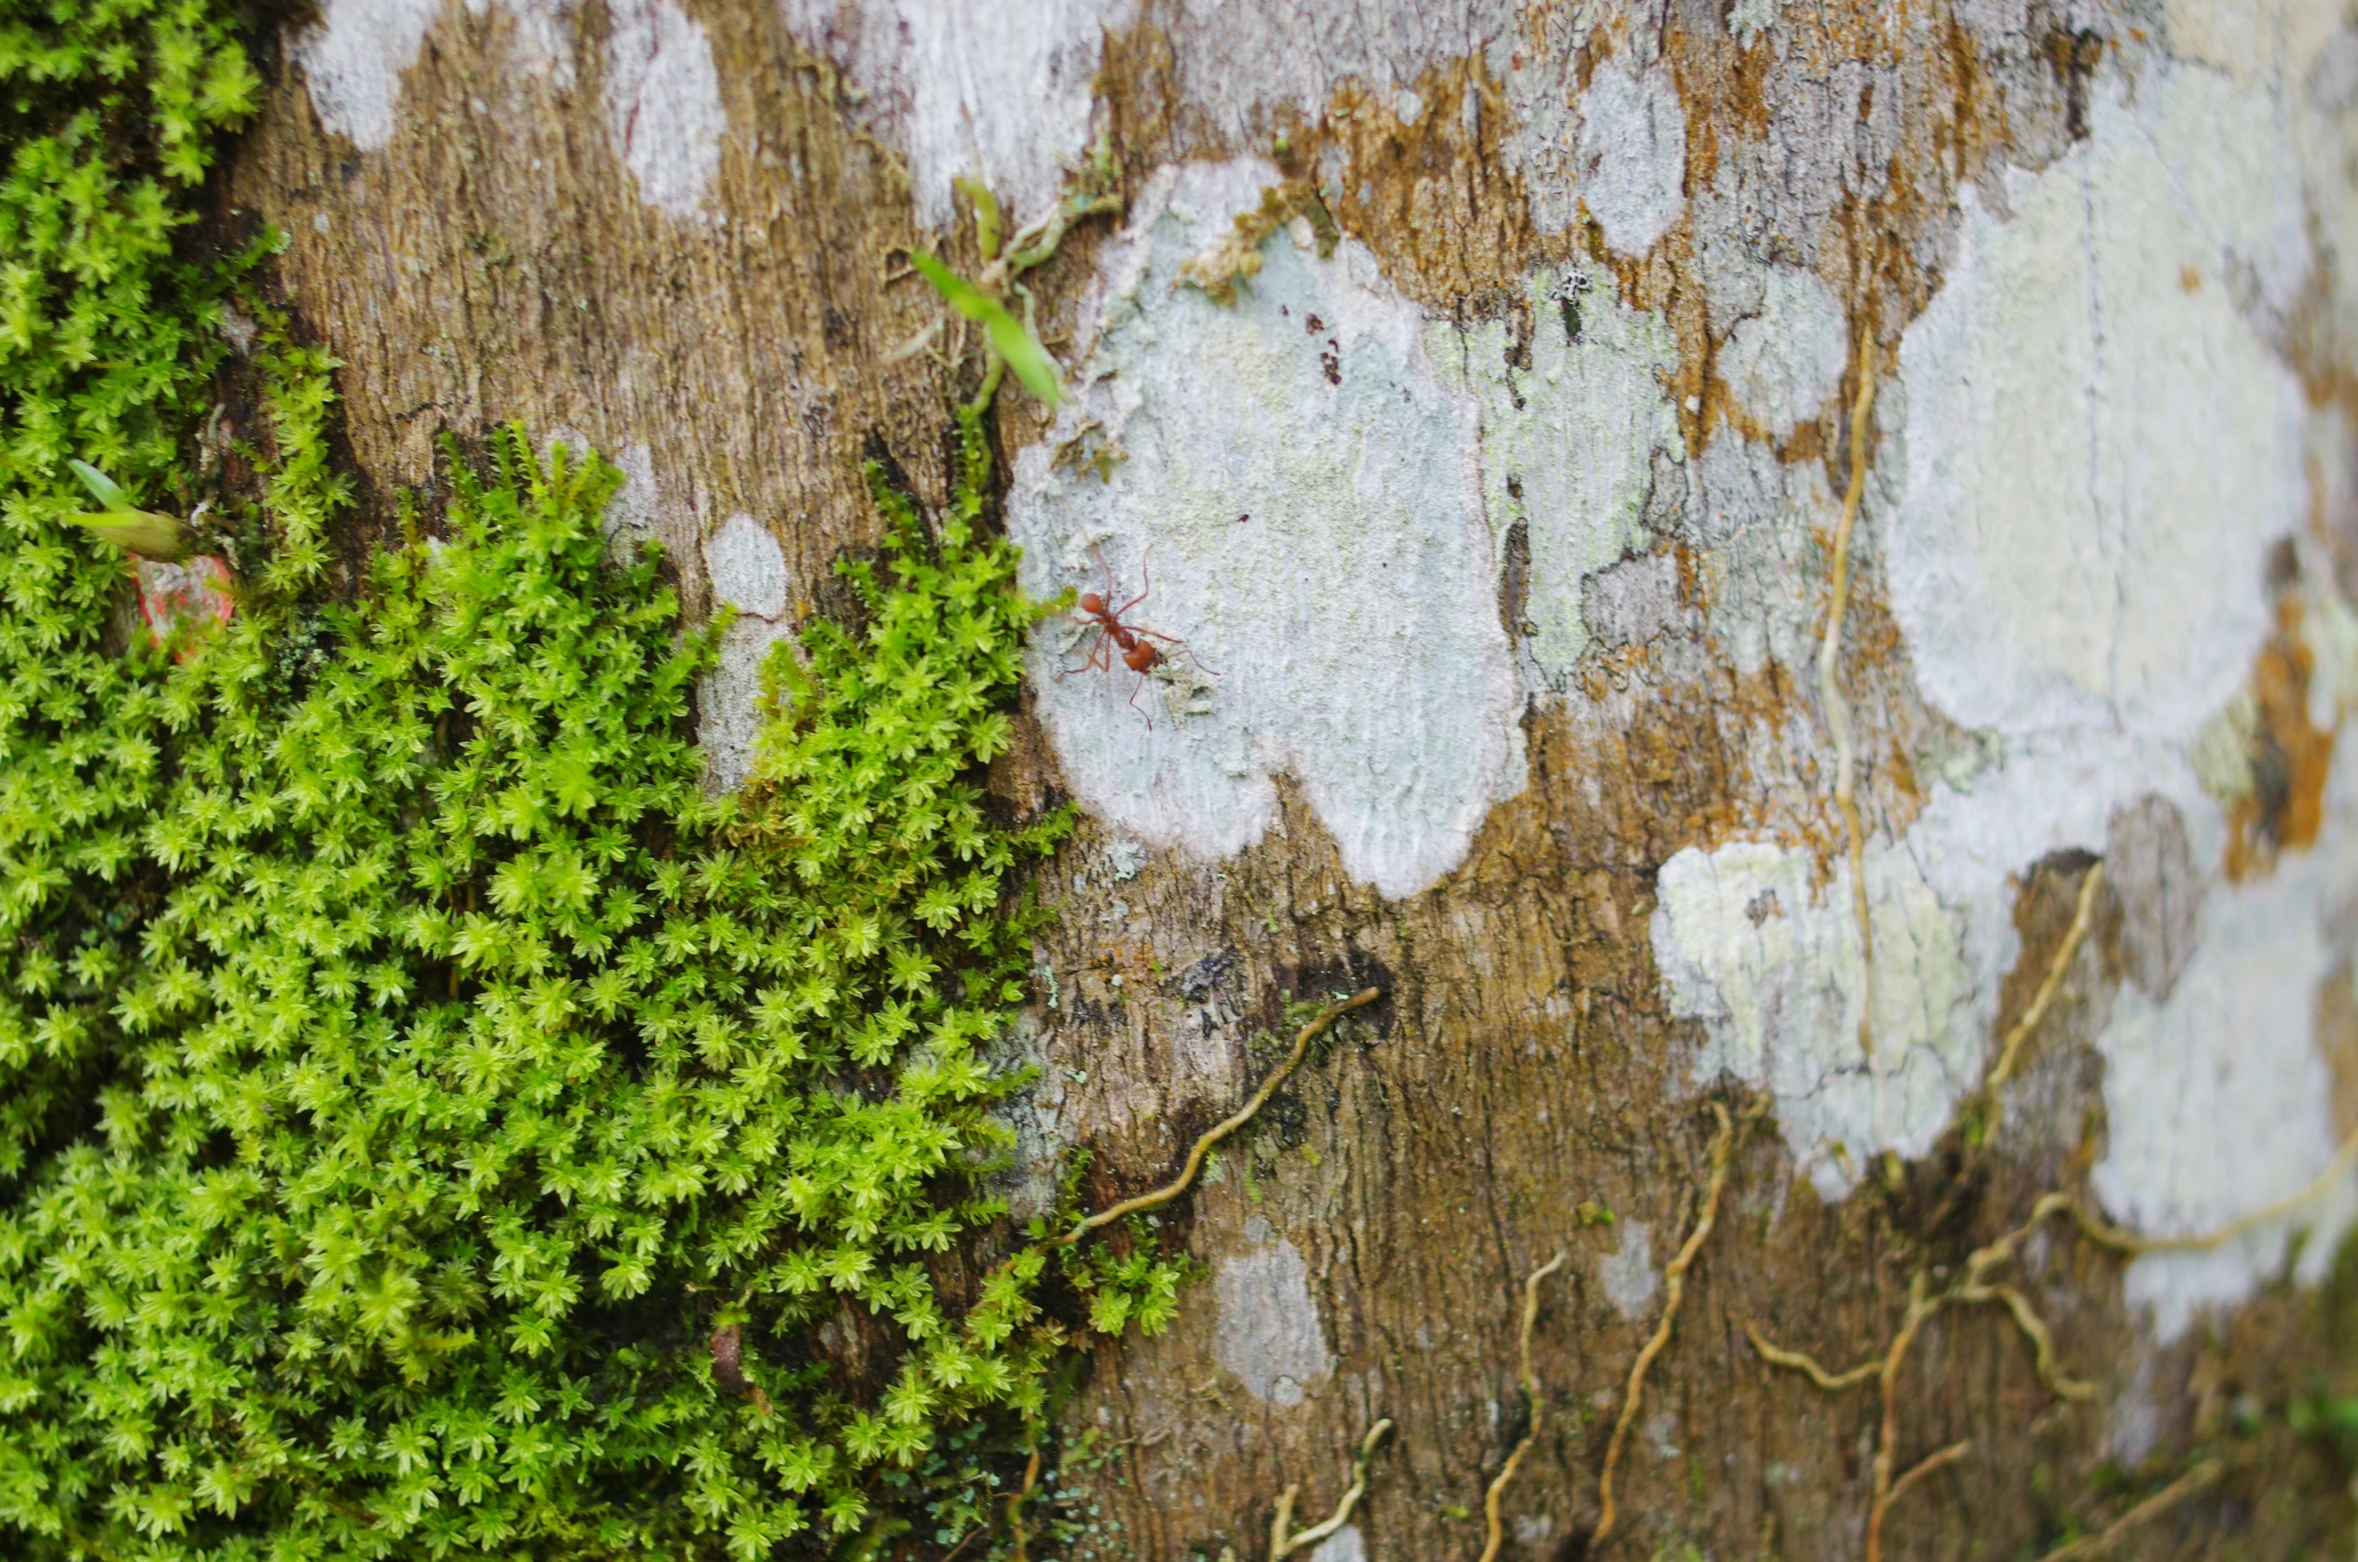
(0, 5), (1195, 1557)
(0, 0), (262, 1187)
(3, 344), (1103, 1554)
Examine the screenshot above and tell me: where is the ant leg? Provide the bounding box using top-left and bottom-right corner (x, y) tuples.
(1054, 625), (1105, 680)
(1090, 544), (1117, 611)
(1132, 627), (1220, 678)
(1129, 667), (1154, 729)
(1116, 542), (1156, 619)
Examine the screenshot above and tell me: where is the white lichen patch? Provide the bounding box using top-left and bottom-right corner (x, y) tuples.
(1596, 1219), (1659, 1319)
(1434, 263), (1683, 685)
(702, 512), (789, 620)
(1892, 64), (2304, 745)
(1307, 1525), (1365, 1562)
(602, 0), (726, 221)
(291, 0), (726, 221)
(1571, 55), (1689, 257)
(1654, 53), (2358, 1309)
(1888, 60), (2358, 1326)
(1213, 1228), (1334, 1407)
(1494, 23), (1691, 249)
(1652, 835), (1978, 1195)
(288, 0), (443, 150)
(1718, 267), (1850, 440)
(697, 513), (792, 790)
(483, 0), (579, 87)
(774, 0), (1128, 229)
(596, 439), (663, 556)
(2094, 823), (2358, 1340)
(1008, 160), (1524, 900)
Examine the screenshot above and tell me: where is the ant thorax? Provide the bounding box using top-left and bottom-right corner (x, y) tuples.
(1052, 544), (1219, 727)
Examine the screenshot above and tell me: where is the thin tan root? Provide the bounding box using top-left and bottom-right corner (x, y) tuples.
(1060, 988), (1381, 1245)
(1270, 1419), (1395, 1560)
(1957, 1281), (2096, 1402)
(2034, 1122), (2358, 1257)
(1745, 1323), (1881, 1392)
(1593, 1100), (1740, 1549)
(1006, 1444), (1042, 1562)
(1988, 861), (2105, 1092)
(1887, 1439), (1973, 1508)
(2034, 1460), (2222, 1561)
(1480, 1252), (1568, 1562)
(1864, 1272), (1942, 1562)
(1820, 343), (1882, 1133)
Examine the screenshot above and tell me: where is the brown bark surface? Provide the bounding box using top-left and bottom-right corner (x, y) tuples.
(225, 3), (2358, 1557)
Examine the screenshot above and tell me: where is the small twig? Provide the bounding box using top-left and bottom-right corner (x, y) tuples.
(1865, 1271), (1943, 1562)
(2034, 1460), (2222, 1561)
(1594, 1100), (1741, 1548)
(1056, 989), (1381, 1244)
(1819, 341), (1883, 1141)
(1745, 1323), (1881, 1391)
(1270, 1419), (1395, 1559)
(2034, 1122), (2358, 1256)
(1988, 861), (2106, 1092)
(1886, 1439), (1973, 1508)
(1481, 1252), (1568, 1562)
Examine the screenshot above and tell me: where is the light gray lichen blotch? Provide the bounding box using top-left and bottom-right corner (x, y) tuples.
(697, 513), (792, 791)
(1657, 55), (2358, 1305)
(601, 0), (726, 220)
(287, 0), (443, 149)
(1213, 1232), (1334, 1407)
(1598, 1219), (1659, 1319)
(1010, 159), (1524, 900)
(293, 0), (725, 222)
(1718, 267), (1850, 440)
(1573, 56), (1689, 257)
(1437, 262), (1683, 687)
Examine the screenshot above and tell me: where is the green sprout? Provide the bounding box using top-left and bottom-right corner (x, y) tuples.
(67, 458), (200, 559)
(896, 136), (1123, 410)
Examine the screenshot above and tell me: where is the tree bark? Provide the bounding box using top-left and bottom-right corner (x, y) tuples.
(240, 1), (2358, 1556)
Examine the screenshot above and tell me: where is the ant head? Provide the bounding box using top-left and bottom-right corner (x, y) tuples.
(1079, 592), (1106, 614)
(1123, 640), (1159, 672)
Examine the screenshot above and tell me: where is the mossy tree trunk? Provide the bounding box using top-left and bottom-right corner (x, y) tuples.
(236, 1), (2358, 1557)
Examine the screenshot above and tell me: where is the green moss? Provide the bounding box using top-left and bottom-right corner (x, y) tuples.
(1, 342), (1100, 1554)
(0, 5), (1194, 1558)
(0, 1), (260, 1177)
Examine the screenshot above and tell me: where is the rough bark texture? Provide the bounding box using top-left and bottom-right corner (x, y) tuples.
(235, 1), (2358, 1557)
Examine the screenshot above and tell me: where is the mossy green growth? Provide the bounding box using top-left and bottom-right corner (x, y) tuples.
(0, 6), (1200, 1556)
(0, 0), (262, 1181)
(2, 336), (1164, 1554)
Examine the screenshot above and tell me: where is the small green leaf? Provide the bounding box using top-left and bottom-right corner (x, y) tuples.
(909, 250), (1064, 406)
(985, 311), (1065, 407)
(70, 510), (198, 561)
(69, 458), (128, 510)
(910, 250), (994, 327)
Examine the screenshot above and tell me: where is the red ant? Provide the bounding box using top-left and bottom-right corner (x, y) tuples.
(1056, 545), (1214, 725)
